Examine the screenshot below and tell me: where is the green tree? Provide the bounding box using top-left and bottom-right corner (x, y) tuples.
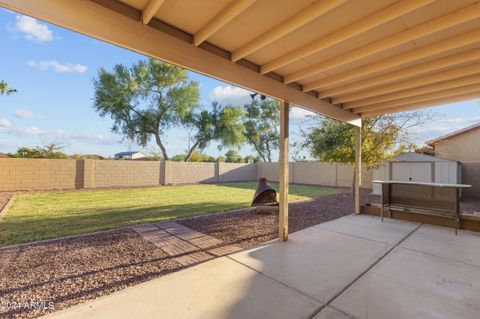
(225, 149), (243, 163)
(93, 59), (200, 160)
(244, 98), (279, 162)
(216, 155), (226, 162)
(171, 154), (186, 161)
(9, 142), (69, 159)
(0, 80), (16, 96)
(299, 112), (436, 193)
(244, 155), (260, 163)
(182, 102), (245, 161)
(171, 151), (216, 162)
(94, 59), (245, 161)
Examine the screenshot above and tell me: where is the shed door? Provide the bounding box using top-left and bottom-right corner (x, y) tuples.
(391, 163), (411, 181)
(392, 162), (432, 182)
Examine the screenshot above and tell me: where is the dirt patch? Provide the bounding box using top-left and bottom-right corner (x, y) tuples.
(0, 230), (181, 319)
(0, 193), (14, 214)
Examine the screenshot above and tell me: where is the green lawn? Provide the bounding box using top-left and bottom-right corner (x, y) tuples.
(0, 182), (342, 246)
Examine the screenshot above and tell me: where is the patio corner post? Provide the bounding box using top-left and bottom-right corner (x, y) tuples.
(354, 125), (362, 214)
(279, 100), (289, 241)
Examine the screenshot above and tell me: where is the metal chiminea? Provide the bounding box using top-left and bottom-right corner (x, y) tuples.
(252, 178), (278, 213)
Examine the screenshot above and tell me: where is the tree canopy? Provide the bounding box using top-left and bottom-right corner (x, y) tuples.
(298, 111), (436, 169)
(0, 80), (16, 96)
(93, 59), (245, 161)
(224, 149), (244, 163)
(93, 59), (199, 160)
(243, 98), (280, 162)
(182, 102), (245, 161)
(9, 142), (69, 159)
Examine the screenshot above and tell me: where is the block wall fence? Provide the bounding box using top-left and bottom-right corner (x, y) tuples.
(0, 158), (378, 192)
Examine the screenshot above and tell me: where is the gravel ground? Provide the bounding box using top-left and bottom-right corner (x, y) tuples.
(179, 190), (375, 249)
(0, 230), (181, 319)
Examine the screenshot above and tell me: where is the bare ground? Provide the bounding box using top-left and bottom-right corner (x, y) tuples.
(0, 193), (14, 214)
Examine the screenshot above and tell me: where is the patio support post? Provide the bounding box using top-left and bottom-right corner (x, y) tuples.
(354, 125), (362, 214)
(279, 100), (289, 241)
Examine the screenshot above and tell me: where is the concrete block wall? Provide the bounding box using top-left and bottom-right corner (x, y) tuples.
(217, 163), (257, 182)
(292, 162), (337, 186)
(88, 160), (161, 188)
(0, 158), (378, 192)
(0, 158), (81, 191)
(258, 162), (373, 188)
(164, 161), (217, 184)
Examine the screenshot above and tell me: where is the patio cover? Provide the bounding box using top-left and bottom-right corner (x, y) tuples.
(1, 0), (479, 239)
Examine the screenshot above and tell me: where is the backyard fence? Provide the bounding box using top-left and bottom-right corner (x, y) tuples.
(0, 157), (383, 192)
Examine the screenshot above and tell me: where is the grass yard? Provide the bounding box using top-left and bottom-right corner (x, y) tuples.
(0, 182), (343, 246)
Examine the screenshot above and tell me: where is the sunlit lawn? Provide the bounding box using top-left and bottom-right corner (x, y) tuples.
(0, 182), (343, 246)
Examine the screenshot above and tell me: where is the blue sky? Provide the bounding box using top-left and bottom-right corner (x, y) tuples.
(1, 9), (479, 160)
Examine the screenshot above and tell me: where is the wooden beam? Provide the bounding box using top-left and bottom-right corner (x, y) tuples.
(260, 0), (433, 74)
(284, 3), (480, 85)
(194, 0), (256, 46)
(310, 31), (480, 94)
(279, 101), (289, 241)
(334, 63), (480, 104)
(322, 47), (480, 98)
(0, 0), (361, 126)
(345, 74), (480, 109)
(354, 125), (362, 215)
(353, 83), (480, 114)
(141, 0), (165, 24)
(231, 0), (346, 62)
(360, 92), (480, 117)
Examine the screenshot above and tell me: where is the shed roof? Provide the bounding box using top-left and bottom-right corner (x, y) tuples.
(392, 152), (454, 162)
(2, 0), (480, 122)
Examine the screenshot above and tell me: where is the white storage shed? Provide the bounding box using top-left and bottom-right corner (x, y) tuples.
(372, 152), (461, 195)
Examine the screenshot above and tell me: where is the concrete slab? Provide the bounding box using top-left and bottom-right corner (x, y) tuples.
(400, 224), (480, 267)
(230, 225), (391, 303)
(315, 214), (420, 245)
(43, 257), (322, 319)
(332, 248), (480, 319)
(312, 306), (351, 319)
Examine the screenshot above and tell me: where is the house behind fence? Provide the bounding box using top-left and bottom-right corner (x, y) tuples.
(0, 158), (377, 192)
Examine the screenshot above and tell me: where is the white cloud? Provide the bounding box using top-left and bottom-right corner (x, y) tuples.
(208, 85), (252, 105)
(20, 127), (44, 136)
(0, 124), (118, 145)
(290, 107), (315, 120)
(408, 116), (480, 135)
(12, 15), (53, 43)
(51, 130), (118, 144)
(14, 109), (44, 119)
(27, 60), (87, 73)
(0, 118), (11, 128)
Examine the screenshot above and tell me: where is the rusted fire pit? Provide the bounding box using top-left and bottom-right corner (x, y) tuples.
(252, 178), (279, 214)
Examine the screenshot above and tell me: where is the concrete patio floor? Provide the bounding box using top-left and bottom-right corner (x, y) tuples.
(43, 214), (480, 319)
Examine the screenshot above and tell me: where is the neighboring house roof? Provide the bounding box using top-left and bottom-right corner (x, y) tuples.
(114, 151), (145, 156)
(426, 122), (480, 146)
(415, 147), (435, 156)
(0, 152), (9, 158)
